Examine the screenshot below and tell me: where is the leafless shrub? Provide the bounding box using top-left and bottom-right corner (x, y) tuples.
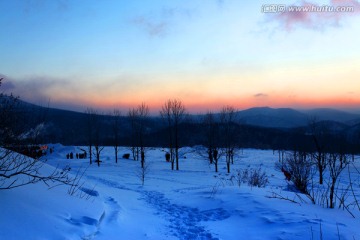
(137, 162), (150, 186)
(348, 163), (360, 211)
(66, 165), (96, 200)
(247, 167), (269, 188)
(277, 151), (315, 197)
(67, 166), (87, 196)
(78, 185), (98, 201)
(277, 150), (358, 217)
(307, 179), (328, 207)
(209, 181), (223, 198)
(266, 191), (301, 205)
(0, 149), (73, 190)
(230, 169), (247, 187)
(229, 166), (268, 188)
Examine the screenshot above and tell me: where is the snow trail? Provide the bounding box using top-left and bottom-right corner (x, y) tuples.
(141, 190), (230, 240)
(103, 197), (121, 224)
(87, 174), (231, 239)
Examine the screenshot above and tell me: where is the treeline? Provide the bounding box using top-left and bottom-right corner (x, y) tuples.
(12, 103), (360, 155)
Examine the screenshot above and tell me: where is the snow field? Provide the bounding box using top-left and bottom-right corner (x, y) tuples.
(1, 145), (360, 239)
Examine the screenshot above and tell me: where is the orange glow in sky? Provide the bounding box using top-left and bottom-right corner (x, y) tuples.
(1, 1), (359, 113)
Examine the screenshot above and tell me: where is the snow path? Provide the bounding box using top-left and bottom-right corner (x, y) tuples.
(86, 174), (231, 239)
(103, 196), (121, 224)
(141, 190), (230, 240)
(85, 173), (320, 240)
(75, 196), (121, 240)
(86, 175), (132, 191)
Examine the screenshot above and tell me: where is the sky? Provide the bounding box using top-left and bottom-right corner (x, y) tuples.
(0, 0), (360, 113)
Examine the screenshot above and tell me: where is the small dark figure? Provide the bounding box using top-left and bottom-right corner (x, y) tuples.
(213, 149), (218, 160)
(165, 152), (170, 162)
(141, 151), (145, 162)
(66, 153), (69, 159)
(208, 150), (213, 164)
(70, 152), (73, 159)
(141, 151), (145, 168)
(281, 167), (292, 181)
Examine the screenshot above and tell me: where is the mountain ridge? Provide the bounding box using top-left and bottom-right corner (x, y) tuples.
(14, 99), (360, 129)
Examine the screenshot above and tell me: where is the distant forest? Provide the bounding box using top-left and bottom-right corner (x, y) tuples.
(12, 100), (360, 154)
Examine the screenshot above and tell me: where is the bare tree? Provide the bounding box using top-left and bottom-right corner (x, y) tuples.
(128, 103), (150, 168)
(137, 103), (149, 169)
(137, 162), (150, 186)
(128, 107), (140, 161)
(172, 100), (186, 171)
(0, 150), (73, 189)
(327, 152), (351, 208)
(85, 108), (103, 166)
(93, 111), (104, 167)
(203, 111), (222, 172)
(160, 100), (175, 169)
(160, 99), (186, 170)
(94, 145), (104, 167)
(220, 105), (237, 173)
(85, 108), (95, 164)
(111, 109), (122, 164)
(0, 78), (73, 189)
(309, 118), (328, 185)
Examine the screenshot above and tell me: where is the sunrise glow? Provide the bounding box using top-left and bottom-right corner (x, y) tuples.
(1, 0), (359, 113)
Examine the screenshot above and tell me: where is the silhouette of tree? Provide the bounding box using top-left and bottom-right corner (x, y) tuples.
(203, 111), (222, 172)
(160, 99), (186, 170)
(85, 108), (103, 165)
(111, 109), (122, 164)
(309, 118), (328, 184)
(128, 103), (149, 168)
(0, 78), (73, 189)
(220, 105), (238, 173)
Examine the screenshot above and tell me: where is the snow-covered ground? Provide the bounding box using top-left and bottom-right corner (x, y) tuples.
(1, 145), (360, 240)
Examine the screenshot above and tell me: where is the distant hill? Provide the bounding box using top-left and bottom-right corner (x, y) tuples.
(5, 99), (359, 152)
(235, 107), (360, 129)
(300, 108), (360, 124)
(237, 107), (308, 128)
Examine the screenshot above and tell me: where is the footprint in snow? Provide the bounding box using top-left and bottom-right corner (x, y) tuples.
(66, 216), (98, 226)
(142, 191), (230, 240)
(104, 196), (121, 223)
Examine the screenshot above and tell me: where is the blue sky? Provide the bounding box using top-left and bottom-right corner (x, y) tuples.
(1, 0), (360, 113)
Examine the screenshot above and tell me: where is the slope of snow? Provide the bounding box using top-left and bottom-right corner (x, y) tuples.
(1, 145), (360, 239)
(0, 156), (104, 240)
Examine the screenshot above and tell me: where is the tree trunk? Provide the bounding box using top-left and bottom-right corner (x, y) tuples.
(141, 150), (145, 169)
(319, 167), (323, 185)
(89, 145), (92, 164)
(96, 146), (100, 167)
(329, 180), (335, 208)
(176, 148), (179, 171)
(175, 123), (179, 171)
